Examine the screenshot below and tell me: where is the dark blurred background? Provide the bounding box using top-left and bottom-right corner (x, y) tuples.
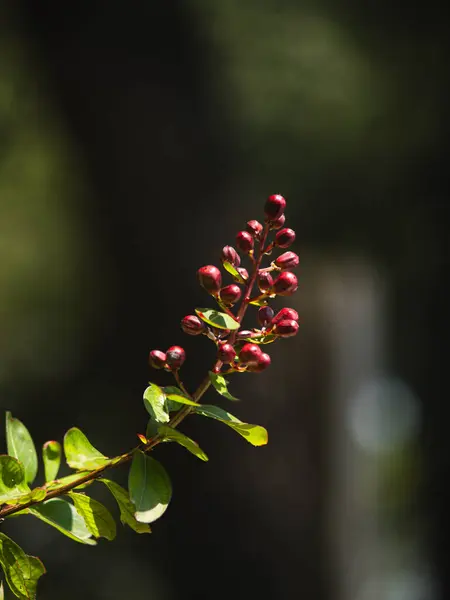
(1, 1), (449, 599)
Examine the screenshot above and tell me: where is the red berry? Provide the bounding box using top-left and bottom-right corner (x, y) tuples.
(258, 306), (274, 327)
(198, 265), (222, 295)
(236, 329), (258, 340)
(217, 343), (236, 364)
(165, 346), (186, 370)
(220, 284), (242, 306)
(257, 271), (274, 293)
(221, 245), (241, 267)
(237, 267), (249, 281)
(273, 271), (298, 296)
(275, 228), (296, 249)
(264, 194), (286, 221)
(239, 343), (262, 365)
(248, 352), (271, 372)
(270, 214), (286, 230)
(246, 220), (263, 237)
(236, 230), (254, 253)
(149, 350), (166, 369)
(181, 315), (204, 336)
(274, 319), (299, 338)
(275, 251), (299, 270)
(272, 307), (299, 325)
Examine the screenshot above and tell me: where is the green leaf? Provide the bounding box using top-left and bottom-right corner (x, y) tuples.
(0, 456), (30, 505)
(195, 308), (240, 331)
(99, 479), (151, 534)
(67, 493), (116, 541)
(249, 297), (269, 307)
(0, 532), (45, 600)
(208, 372), (239, 401)
(0, 580), (3, 600)
(194, 405), (268, 446)
(244, 334), (277, 344)
(164, 391), (199, 407)
(44, 471), (92, 492)
(128, 452), (172, 524)
(143, 384), (169, 424)
(222, 261), (246, 283)
(27, 498), (96, 545)
(5, 412), (38, 485)
(63, 428), (110, 470)
(42, 441), (61, 482)
(30, 488), (46, 502)
(158, 425), (208, 461)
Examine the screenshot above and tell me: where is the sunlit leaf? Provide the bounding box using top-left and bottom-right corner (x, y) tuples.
(100, 479), (151, 534)
(194, 405), (268, 446)
(68, 493), (116, 541)
(242, 334), (277, 344)
(158, 425), (208, 461)
(222, 261), (246, 283)
(64, 428), (110, 470)
(0, 532), (46, 599)
(30, 488), (46, 502)
(28, 498), (96, 545)
(128, 452), (172, 524)
(164, 390), (199, 407)
(5, 412), (38, 485)
(0, 580), (4, 600)
(0, 456), (30, 505)
(143, 384), (169, 424)
(195, 308), (239, 330)
(249, 297), (268, 306)
(44, 471), (92, 492)
(208, 372), (239, 401)
(42, 441), (61, 482)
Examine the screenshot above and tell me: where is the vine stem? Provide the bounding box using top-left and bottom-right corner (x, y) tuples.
(0, 224), (270, 521)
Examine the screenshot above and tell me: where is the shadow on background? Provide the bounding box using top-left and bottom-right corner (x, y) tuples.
(1, 1), (449, 599)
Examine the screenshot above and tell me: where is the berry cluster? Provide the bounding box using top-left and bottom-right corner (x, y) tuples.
(149, 194), (299, 378)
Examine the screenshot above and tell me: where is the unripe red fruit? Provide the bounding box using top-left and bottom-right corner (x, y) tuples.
(275, 228), (296, 249)
(165, 346), (186, 370)
(270, 214), (286, 230)
(274, 319), (299, 338)
(198, 265), (222, 295)
(248, 352), (271, 372)
(275, 251), (299, 270)
(221, 245), (241, 267)
(265, 194), (286, 221)
(273, 271), (298, 296)
(272, 307), (299, 324)
(238, 267), (249, 281)
(257, 271), (274, 293)
(236, 230), (254, 253)
(220, 284), (242, 306)
(181, 315), (204, 336)
(239, 343), (262, 365)
(217, 343), (236, 364)
(149, 350), (166, 369)
(246, 220), (263, 237)
(258, 306), (275, 327)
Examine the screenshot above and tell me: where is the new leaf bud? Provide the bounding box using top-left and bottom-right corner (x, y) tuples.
(264, 194), (286, 221)
(273, 319), (299, 338)
(239, 343), (262, 365)
(275, 228), (296, 249)
(236, 230), (254, 253)
(220, 284), (242, 306)
(238, 267), (249, 281)
(275, 251), (299, 270)
(221, 245), (241, 267)
(272, 307), (299, 325)
(218, 343), (236, 364)
(248, 352), (271, 372)
(273, 271), (298, 296)
(181, 315), (204, 336)
(198, 265), (222, 295)
(246, 220), (263, 237)
(149, 350), (166, 369)
(165, 346), (186, 370)
(258, 306), (275, 327)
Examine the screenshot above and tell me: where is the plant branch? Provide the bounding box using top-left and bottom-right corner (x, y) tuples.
(0, 225), (271, 522)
